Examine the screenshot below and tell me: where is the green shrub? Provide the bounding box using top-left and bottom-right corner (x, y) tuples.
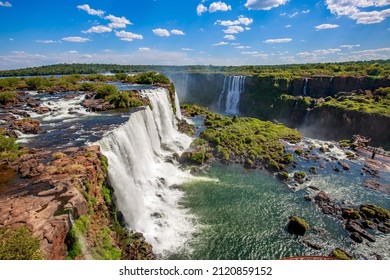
(95, 84), (118, 99)
(0, 91), (17, 105)
(80, 82), (96, 91)
(0, 134), (20, 161)
(0, 226), (43, 260)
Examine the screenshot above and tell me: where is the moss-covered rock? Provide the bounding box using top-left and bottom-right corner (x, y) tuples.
(331, 248), (354, 260)
(287, 216), (310, 236)
(360, 204), (390, 221)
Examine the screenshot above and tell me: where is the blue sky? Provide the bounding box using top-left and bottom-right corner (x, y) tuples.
(0, 0), (389, 69)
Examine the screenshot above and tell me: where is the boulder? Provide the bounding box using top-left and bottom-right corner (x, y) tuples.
(287, 216), (310, 236)
(338, 161), (350, 170)
(350, 232), (363, 243)
(11, 118), (43, 134)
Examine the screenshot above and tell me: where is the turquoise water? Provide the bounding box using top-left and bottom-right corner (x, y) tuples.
(170, 163), (357, 260)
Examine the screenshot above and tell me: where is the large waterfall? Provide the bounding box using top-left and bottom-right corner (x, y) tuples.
(98, 88), (194, 256)
(218, 76), (246, 115)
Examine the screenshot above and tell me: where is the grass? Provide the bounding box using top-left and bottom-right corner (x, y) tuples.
(0, 134), (21, 161)
(321, 89), (390, 117)
(181, 104), (301, 171)
(0, 91), (17, 105)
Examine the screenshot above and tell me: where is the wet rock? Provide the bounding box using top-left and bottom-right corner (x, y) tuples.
(309, 166), (317, 174)
(338, 161), (350, 171)
(287, 216), (310, 236)
(332, 165), (340, 172)
(81, 99), (113, 112)
(363, 179), (390, 195)
(378, 226), (390, 234)
(350, 232), (363, 243)
(308, 186), (320, 191)
(314, 191), (330, 202)
(331, 248), (354, 260)
(304, 195), (312, 202)
(342, 208), (361, 220)
(345, 221), (376, 242)
(11, 118), (43, 134)
(302, 239), (323, 250)
(34, 106), (51, 114)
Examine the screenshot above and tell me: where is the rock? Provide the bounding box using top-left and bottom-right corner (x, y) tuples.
(308, 186), (320, 191)
(338, 161), (350, 170)
(363, 179), (390, 195)
(302, 239), (323, 250)
(350, 232), (363, 243)
(287, 216), (310, 236)
(314, 191), (330, 202)
(332, 165), (340, 172)
(18, 159), (45, 177)
(81, 99), (113, 111)
(11, 118), (43, 134)
(309, 166), (317, 174)
(342, 208), (361, 220)
(378, 226), (390, 234)
(360, 204), (390, 221)
(304, 195), (312, 202)
(345, 221), (376, 242)
(34, 106), (51, 114)
(331, 248), (354, 260)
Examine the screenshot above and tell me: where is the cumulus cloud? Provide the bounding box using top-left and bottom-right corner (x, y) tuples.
(241, 51), (259, 55)
(77, 4), (105, 17)
(105, 15), (132, 29)
(297, 48), (342, 60)
(62, 36), (91, 43)
(34, 40), (57, 44)
(68, 51), (78, 54)
(263, 38), (292, 43)
(325, 0), (390, 24)
(171, 29), (185, 35)
(215, 15), (254, 26)
(152, 28), (171, 37)
(181, 48), (194, 51)
(224, 35), (236, 40)
(213, 41), (229, 46)
(82, 25), (112, 34)
(245, 0), (288, 10)
(115, 30), (143, 41)
(197, 3), (208, 15)
(223, 25), (245, 34)
(209, 1), (232, 13)
(138, 47), (150, 52)
(0, 1), (12, 8)
(315, 23), (340, 30)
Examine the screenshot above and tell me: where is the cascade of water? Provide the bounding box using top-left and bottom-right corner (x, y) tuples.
(218, 76), (245, 114)
(98, 88), (194, 256)
(174, 91), (183, 120)
(303, 78), (308, 96)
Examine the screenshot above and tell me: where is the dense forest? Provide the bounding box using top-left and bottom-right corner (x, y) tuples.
(0, 60), (389, 78)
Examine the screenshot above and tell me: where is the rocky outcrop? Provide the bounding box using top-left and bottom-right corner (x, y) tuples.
(11, 118), (43, 134)
(81, 98), (113, 111)
(0, 146), (104, 259)
(287, 216), (310, 236)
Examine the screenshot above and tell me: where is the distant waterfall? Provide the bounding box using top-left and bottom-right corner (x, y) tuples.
(303, 78), (308, 96)
(98, 88), (194, 256)
(218, 76), (246, 114)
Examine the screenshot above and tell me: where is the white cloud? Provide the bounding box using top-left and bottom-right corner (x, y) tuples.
(234, 45), (251, 49)
(325, 0), (390, 24)
(213, 41), (229, 46)
(315, 23), (340, 30)
(181, 48), (194, 51)
(289, 12), (298, 17)
(197, 3), (208, 15)
(82, 25), (112, 34)
(224, 35), (236, 40)
(296, 48), (342, 60)
(69, 51), (78, 54)
(241, 51), (259, 55)
(34, 40), (57, 44)
(209, 1), (232, 13)
(245, 0), (288, 10)
(223, 25), (245, 34)
(0, 1), (12, 8)
(215, 16), (254, 26)
(153, 28), (170, 37)
(115, 30), (143, 41)
(171, 29), (185, 35)
(138, 47), (150, 52)
(105, 15), (132, 29)
(340, 44), (361, 49)
(9, 38), (14, 41)
(263, 38), (292, 43)
(351, 47), (390, 54)
(83, 54), (93, 58)
(77, 4), (105, 17)
(302, 10), (310, 14)
(62, 37), (91, 43)
(285, 24), (292, 28)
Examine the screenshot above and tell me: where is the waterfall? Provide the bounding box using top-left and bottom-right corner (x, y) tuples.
(98, 88), (194, 256)
(218, 76), (246, 114)
(174, 91), (182, 119)
(303, 78), (308, 96)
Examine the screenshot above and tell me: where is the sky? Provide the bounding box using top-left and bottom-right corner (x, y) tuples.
(0, 0), (389, 69)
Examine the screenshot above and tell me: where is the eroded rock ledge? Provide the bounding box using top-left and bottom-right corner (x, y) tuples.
(0, 145), (154, 260)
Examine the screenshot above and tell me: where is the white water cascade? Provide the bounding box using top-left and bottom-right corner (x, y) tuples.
(218, 76), (246, 114)
(303, 78), (308, 96)
(98, 88), (194, 256)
